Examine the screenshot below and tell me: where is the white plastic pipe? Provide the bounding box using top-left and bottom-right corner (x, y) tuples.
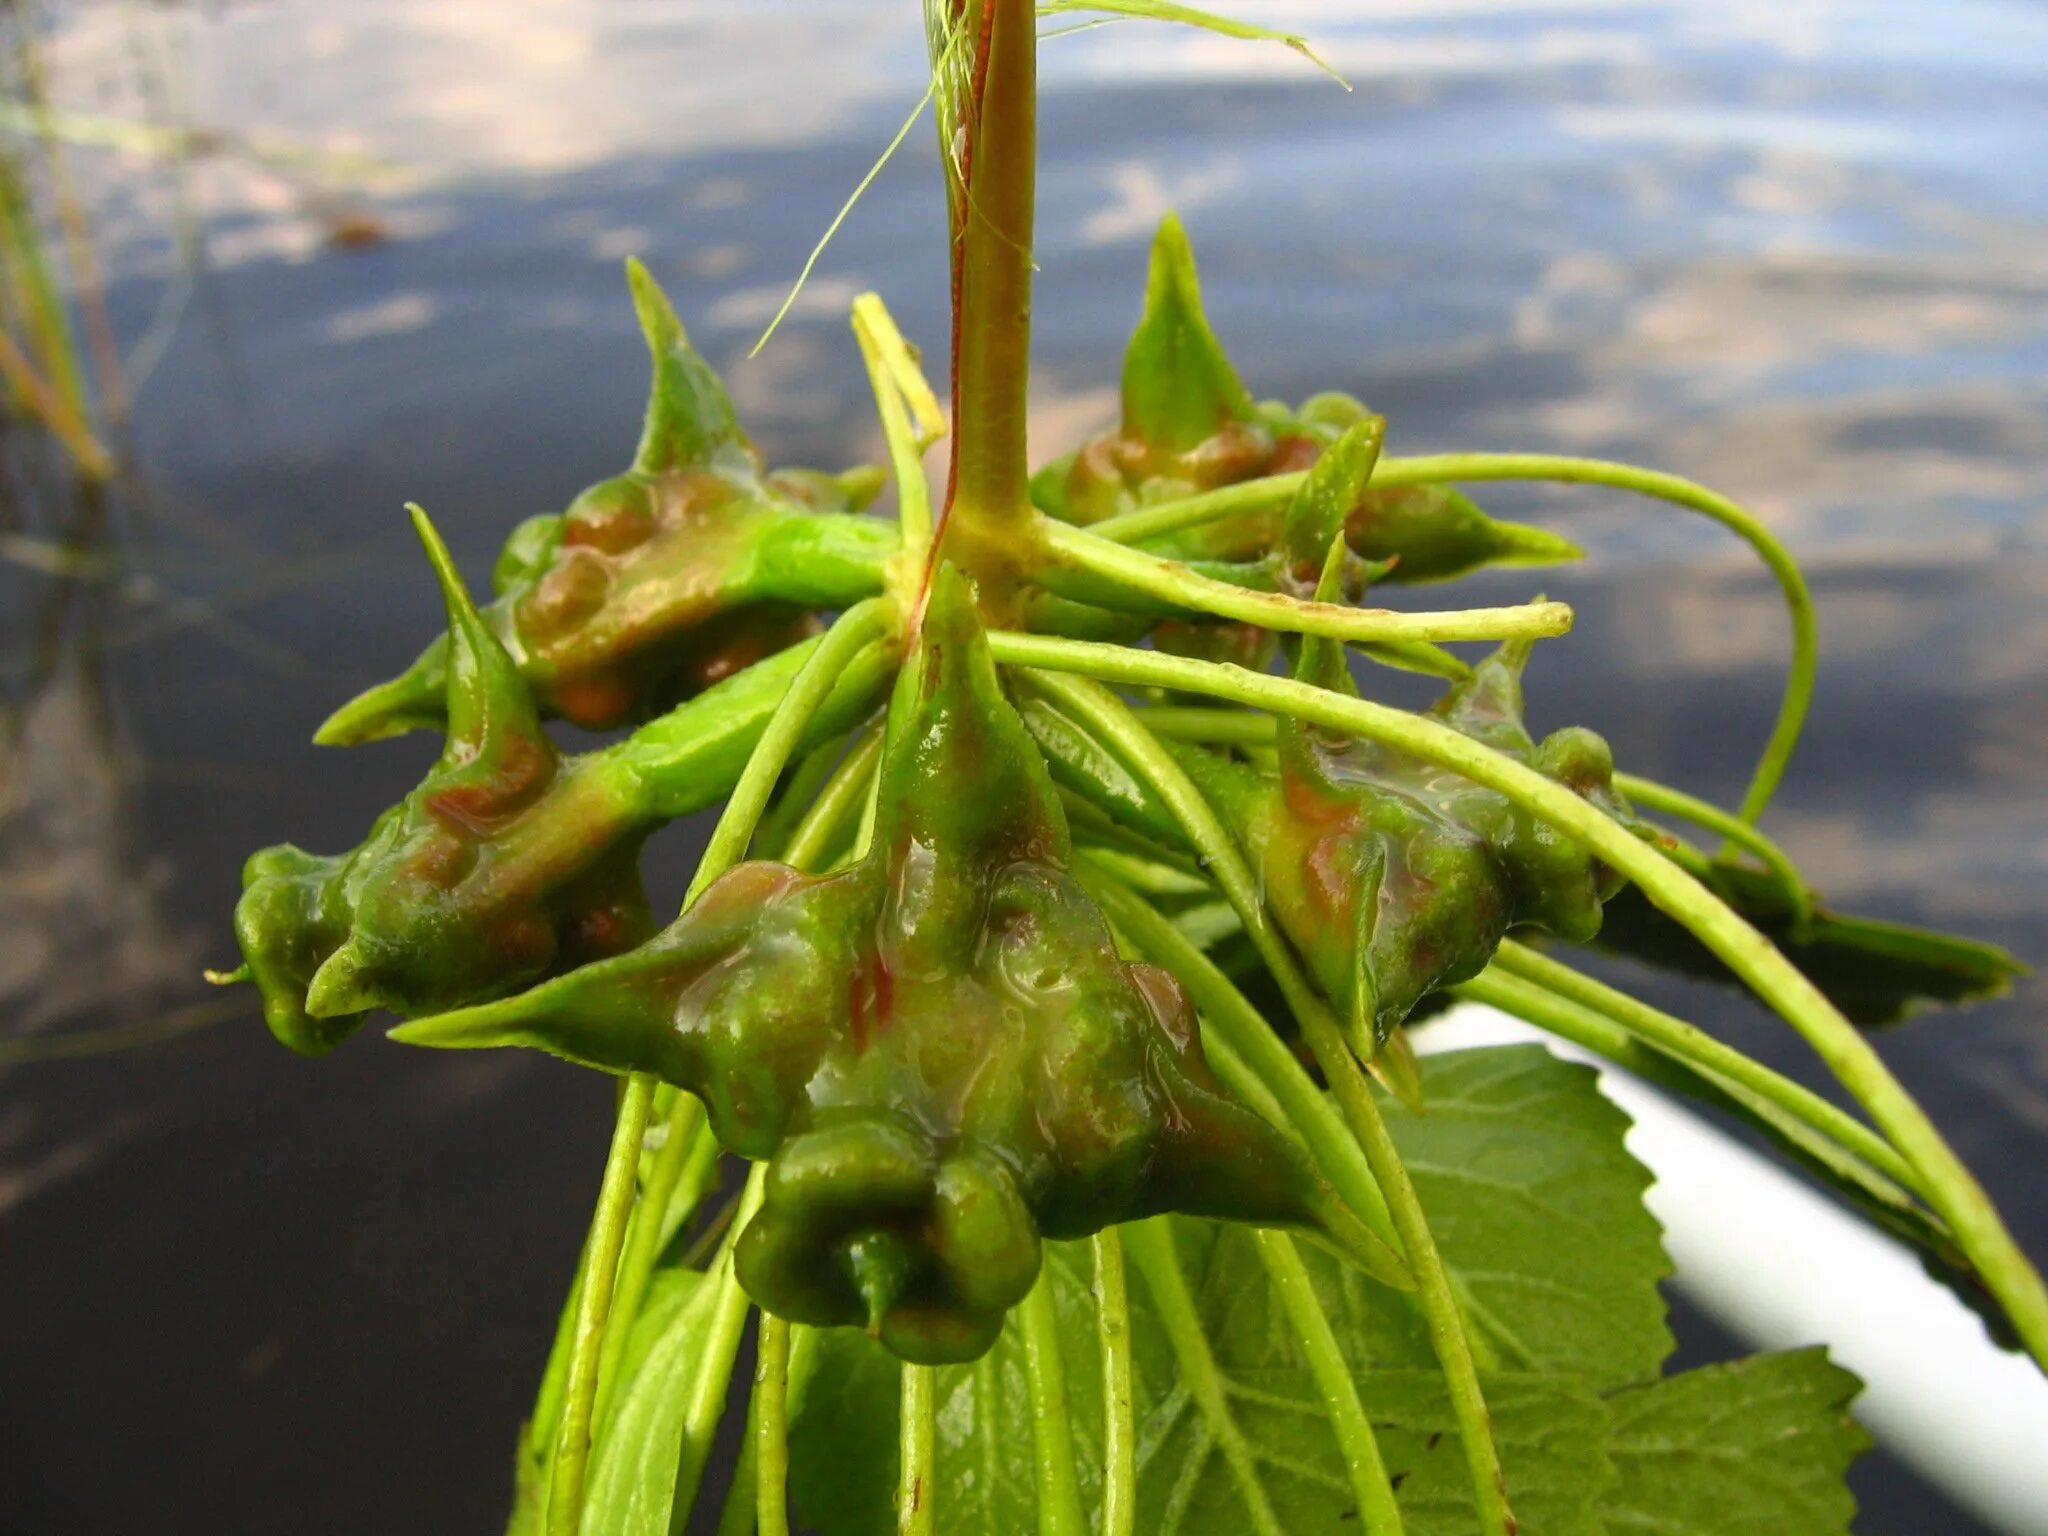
(1419, 1004), (2048, 1536)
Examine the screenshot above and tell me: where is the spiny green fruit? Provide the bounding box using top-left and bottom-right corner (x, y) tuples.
(1031, 214), (1580, 587)
(1120, 210), (1258, 456)
(1185, 547), (1626, 1055)
(1032, 212), (1272, 528)
(231, 508), (654, 1054)
(393, 566), (1393, 1362)
(316, 261), (891, 745)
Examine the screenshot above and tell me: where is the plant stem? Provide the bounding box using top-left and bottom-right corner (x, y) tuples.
(1017, 1267), (1088, 1536)
(672, 1167), (768, 1528)
(852, 292), (947, 562)
(1077, 863), (1402, 1260)
(1491, 940), (1917, 1189)
(990, 631), (2048, 1365)
(756, 1315), (793, 1536)
(1038, 517), (1573, 644)
(900, 1364), (938, 1536)
(547, 1073), (656, 1536)
(1087, 472), (1301, 546)
(935, 0), (1038, 592)
(1612, 771), (1811, 927)
(687, 597), (895, 906)
(593, 1093), (710, 1428)
(1028, 669), (1513, 1535)
(1455, 965), (1935, 1236)
(1092, 1228), (1136, 1536)
(553, 602), (894, 1530)
(782, 721), (886, 872)
(1129, 704), (1278, 746)
(1253, 1230), (1407, 1536)
(0, 323), (111, 476)
(719, 1325), (822, 1536)
(1123, 1219), (1285, 1536)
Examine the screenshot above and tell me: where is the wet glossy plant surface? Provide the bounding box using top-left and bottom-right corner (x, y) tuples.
(1, 3), (2044, 1531)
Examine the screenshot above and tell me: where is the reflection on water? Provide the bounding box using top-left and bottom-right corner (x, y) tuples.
(1, 2), (2043, 1532)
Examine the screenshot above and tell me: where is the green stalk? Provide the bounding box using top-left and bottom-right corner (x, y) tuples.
(1123, 1219), (1285, 1536)
(593, 1094), (710, 1429)
(1088, 473), (1302, 546)
(685, 597), (895, 907)
(940, 0), (1038, 554)
(900, 1364), (939, 1536)
(1454, 965), (1934, 1236)
(719, 1325), (823, 1536)
(548, 599), (895, 1532)
(1027, 669), (1514, 1536)
(756, 1316), (793, 1536)
(1018, 1267), (1088, 1536)
(1087, 452), (1815, 827)
(1252, 1230), (1406, 1536)
(1490, 940), (1916, 1189)
(1613, 770), (1811, 928)
(1036, 517), (1574, 644)
(547, 1074), (657, 1536)
(990, 632), (2048, 1365)
(1078, 864), (1402, 1259)
(670, 1167), (768, 1529)
(1128, 704), (1277, 746)
(1092, 1228), (1136, 1536)
(851, 291), (947, 561)
(782, 722), (886, 872)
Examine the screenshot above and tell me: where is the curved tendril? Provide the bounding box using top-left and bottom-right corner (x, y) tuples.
(1039, 516), (1574, 645)
(1018, 1269), (1088, 1536)
(756, 1316), (794, 1536)
(1613, 770), (1812, 929)
(1252, 1230), (1407, 1535)
(751, 82), (937, 359)
(1087, 452), (1816, 831)
(1378, 455), (1815, 831)
(1092, 1228), (1137, 1536)
(547, 1075), (657, 1536)
(990, 631), (2048, 1367)
(899, 1363), (939, 1536)
(1020, 668), (1516, 1536)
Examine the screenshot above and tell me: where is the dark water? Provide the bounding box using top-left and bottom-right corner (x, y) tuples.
(2, 3), (2044, 1532)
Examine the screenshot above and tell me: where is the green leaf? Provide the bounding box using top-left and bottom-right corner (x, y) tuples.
(789, 1241), (1105, 1534)
(1355, 1044), (1674, 1387)
(1589, 867), (2025, 1028)
(1132, 1353), (1610, 1535)
(787, 1327), (903, 1532)
(1117, 1215), (1612, 1534)
(1597, 1350), (1868, 1536)
(580, 1266), (712, 1536)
